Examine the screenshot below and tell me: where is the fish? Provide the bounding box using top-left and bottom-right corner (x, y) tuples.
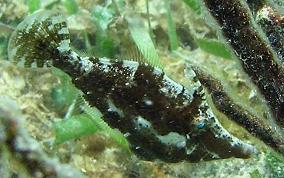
(7, 10), (253, 163)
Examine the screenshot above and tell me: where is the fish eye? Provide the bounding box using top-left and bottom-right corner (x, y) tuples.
(194, 122), (205, 129)
(192, 116), (206, 129)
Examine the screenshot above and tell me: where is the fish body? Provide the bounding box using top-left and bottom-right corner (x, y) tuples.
(8, 11), (253, 162)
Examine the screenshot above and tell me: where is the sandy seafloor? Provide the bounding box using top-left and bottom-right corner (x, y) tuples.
(1, 0), (284, 177)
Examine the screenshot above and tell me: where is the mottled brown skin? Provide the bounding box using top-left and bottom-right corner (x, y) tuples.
(55, 56), (207, 162)
(53, 54), (254, 162)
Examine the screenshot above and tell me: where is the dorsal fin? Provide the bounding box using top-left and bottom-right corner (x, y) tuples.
(8, 11), (71, 68)
(118, 44), (164, 71)
(118, 45), (146, 62)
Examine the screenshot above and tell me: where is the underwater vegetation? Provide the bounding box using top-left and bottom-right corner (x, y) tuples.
(1, 0), (284, 177)
(201, 0), (284, 157)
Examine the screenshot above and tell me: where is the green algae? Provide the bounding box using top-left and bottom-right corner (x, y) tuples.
(91, 5), (115, 58)
(164, 0), (178, 51)
(53, 113), (101, 145)
(26, 0), (40, 13)
(62, 0), (78, 14)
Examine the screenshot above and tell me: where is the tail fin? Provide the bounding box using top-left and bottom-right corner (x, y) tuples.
(8, 11), (71, 68)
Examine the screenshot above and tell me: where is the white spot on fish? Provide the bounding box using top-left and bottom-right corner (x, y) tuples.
(143, 97), (153, 106)
(135, 115), (152, 128)
(157, 132), (186, 148)
(107, 98), (124, 117)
